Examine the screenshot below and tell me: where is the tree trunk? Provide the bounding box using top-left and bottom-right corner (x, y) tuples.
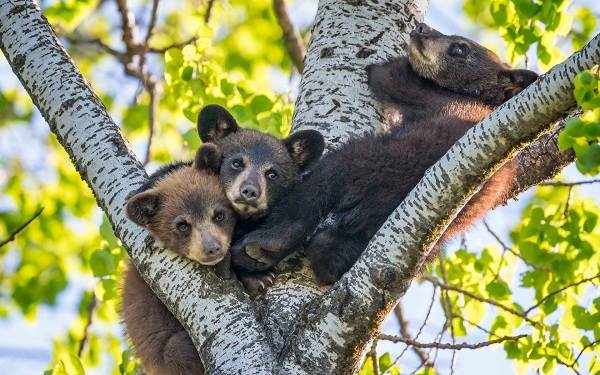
(1, 0), (598, 374)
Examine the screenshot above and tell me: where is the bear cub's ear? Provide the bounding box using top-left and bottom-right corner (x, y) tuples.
(283, 129), (325, 171)
(498, 69), (538, 100)
(126, 190), (160, 226)
(197, 104), (239, 143)
(194, 143), (223, 175)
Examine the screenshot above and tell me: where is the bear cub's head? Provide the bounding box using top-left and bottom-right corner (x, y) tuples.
(197, 104), (325, 220)
(407, 23), (538, 105)
(126, 144), (236, 265)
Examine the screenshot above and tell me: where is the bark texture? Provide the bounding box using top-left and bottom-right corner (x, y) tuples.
(1, 0), (598, 374)
(285, 30), (600, 373)
(0, 1), (274, 373)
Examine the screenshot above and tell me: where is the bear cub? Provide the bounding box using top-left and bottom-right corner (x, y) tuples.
(122, 143), (233, 375)
(143, 104), (324, 290)
(231, 23), (538, 284)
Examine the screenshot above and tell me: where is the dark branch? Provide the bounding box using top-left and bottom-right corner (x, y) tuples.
(540, 179), (600, 186)
(148, 36), (198, 53)
(77, 294), (98, 357)
(0, 207), (44, 248)
(143, 79), (159, 165)
(422, 276), (541, 327)
(393, 304), (431, 365)
(379, 334), (528, 350)
(524, 274), (600, 315)
(115, 0), (139, 55)
(205, 0), (215, 24)
(272, 0), (305, 73)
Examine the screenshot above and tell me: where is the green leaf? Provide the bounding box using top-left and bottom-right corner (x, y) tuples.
(487, 279), (511, 299)
(181, 66), (194, 81)
(250, 95), (274, 114)
(89, 249), (116, 277)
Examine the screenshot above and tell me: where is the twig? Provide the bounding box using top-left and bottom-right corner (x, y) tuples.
(393, 304), (430, 365)
(63, 35), (124, 59)
(482, 219), (541, 270)
(524, 274), (600, 315)
(571, 339), (600, 367)
(148, 37), (198, 53)
(386, 288), (436, 374)
(272, 0), (305, 73)
(438, 255), (457, 374)
(138, 0), (160, 74)
(379, 334), (528, 350)
(539, 179), (600, 187)
(370, 340), (380, 375)
(422, 275), (541, 327)
(77, 294), (98, 357)
(564, 185), (573, 219)
(205, 0), (216, 24)
(0, 207), (44, 248)
(115, 0), (139, 54)
(143, 79), (159, 165)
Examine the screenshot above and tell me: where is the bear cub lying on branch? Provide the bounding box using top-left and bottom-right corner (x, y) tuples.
(231, 23), (538, 284)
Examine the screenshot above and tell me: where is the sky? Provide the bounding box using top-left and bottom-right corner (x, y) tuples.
(1, 0), (600, 374)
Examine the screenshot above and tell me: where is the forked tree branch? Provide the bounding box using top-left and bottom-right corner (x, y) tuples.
(0, 1), (274, 373)
(285, 25), (600, 371)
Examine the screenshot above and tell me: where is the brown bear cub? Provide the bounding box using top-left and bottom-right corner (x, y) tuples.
(122, 144), (233, 375)
(230, 23), (538, 284)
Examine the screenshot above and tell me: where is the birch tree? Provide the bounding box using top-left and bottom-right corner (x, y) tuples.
(0, 0), (599, 374)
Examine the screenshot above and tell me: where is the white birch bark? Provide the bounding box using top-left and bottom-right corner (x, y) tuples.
(1, 0), (598, 374)
(284, 30), (600, 373)
(0, 2), (274, 374)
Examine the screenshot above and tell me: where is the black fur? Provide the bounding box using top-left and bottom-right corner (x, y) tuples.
(231, 24), (538, 284)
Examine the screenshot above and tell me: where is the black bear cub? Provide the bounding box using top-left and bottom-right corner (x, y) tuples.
(231, 23), (538, 284)
(143, 104), (324, 289)
(122, 144), (233, 375)
(121, 105), (324, 375)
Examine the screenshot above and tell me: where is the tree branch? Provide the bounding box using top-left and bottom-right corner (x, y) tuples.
(422, 276), (541, 327)
(273, 0), (305, 73)
(288, 22), (600, 370)
(0, 2), (274, 372)
(115, 0), (139, 55)
(379, 334), (528, 350)
(539, 179), (600, 186)
(524, 274), (600, 315)
(0, 207), (43, 248)
(393, 304), (430, 365)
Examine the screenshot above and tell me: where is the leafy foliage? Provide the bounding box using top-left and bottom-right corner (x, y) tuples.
(559, 70), (600, 175)
(463, 0), (596, 70)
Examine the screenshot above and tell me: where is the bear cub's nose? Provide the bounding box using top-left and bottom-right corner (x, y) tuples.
(240, 185), (260, 202)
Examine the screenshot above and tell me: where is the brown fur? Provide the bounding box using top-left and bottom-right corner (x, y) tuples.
(122, 146), (235, 375)
(230, 23), (537, 284)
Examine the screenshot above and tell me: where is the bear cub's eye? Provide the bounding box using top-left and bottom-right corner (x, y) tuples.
(213, 211), (225, 223)
(176, 220), (191, 233)
(231, 159), (244, 170)
(449, 43), (468, 58)
(266, 169), (278, 180)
